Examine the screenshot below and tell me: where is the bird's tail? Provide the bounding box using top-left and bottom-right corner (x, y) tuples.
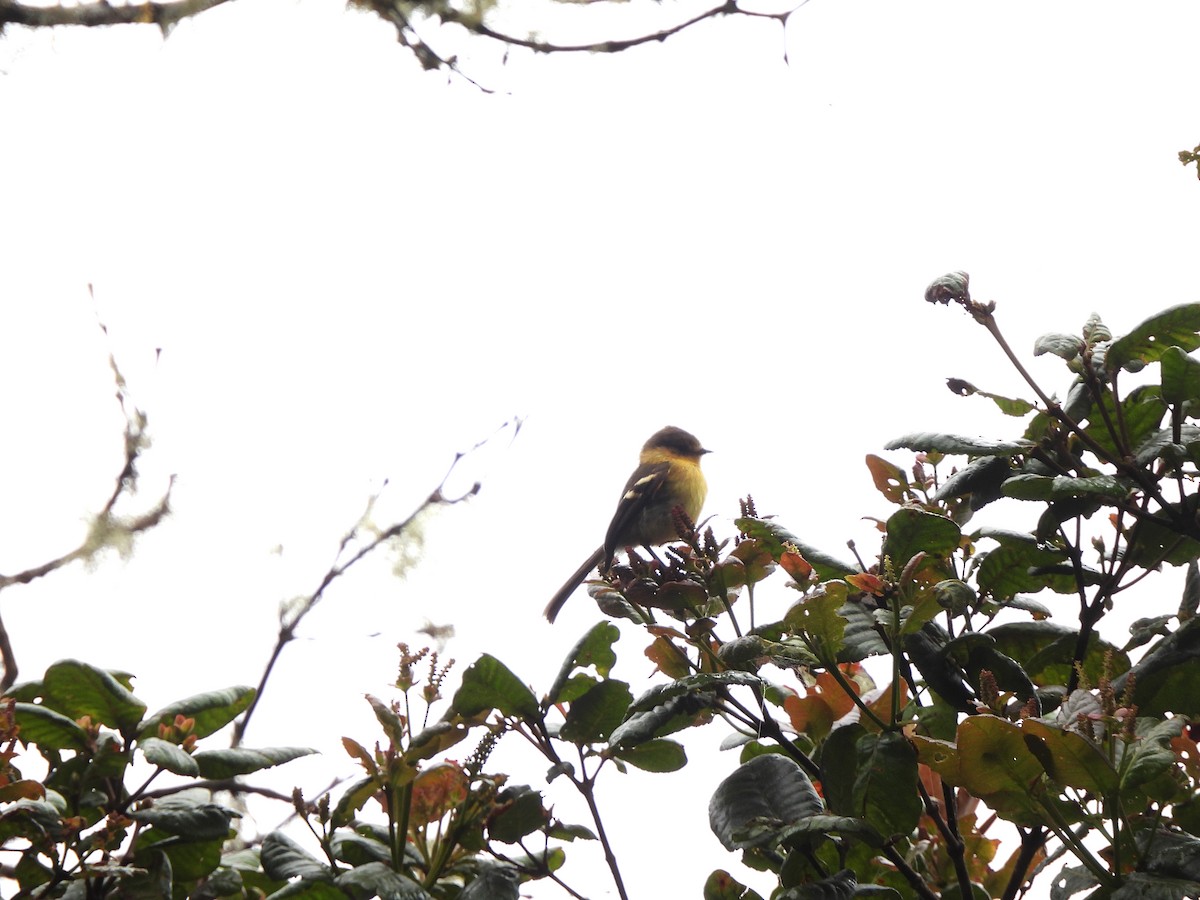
(544, 547), (606, 623)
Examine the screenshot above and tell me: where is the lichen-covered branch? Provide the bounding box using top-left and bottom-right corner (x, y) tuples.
(0, 0), (232, 32)
(0, 300), (172, 690)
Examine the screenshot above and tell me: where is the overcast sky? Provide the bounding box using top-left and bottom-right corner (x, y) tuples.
(3, 1), (1200, 896)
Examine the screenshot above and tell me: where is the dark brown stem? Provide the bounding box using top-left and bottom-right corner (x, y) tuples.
(1001, 826), (1046, 900)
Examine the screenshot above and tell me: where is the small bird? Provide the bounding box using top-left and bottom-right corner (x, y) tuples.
(544, 426), (710, 623)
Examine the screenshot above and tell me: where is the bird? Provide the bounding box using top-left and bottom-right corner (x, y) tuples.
(544, 426), (710, 623)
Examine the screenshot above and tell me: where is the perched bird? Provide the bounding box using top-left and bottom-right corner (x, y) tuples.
(544, 426), (710, 623)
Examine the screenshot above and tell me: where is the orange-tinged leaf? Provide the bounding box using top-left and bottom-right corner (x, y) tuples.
(780, 549), (812, 582)
(342, 736), (378, 776)
(866, 454), (910, 503)
(846, 573), (886, 596)
(645, 636), (691, 679)
(410, 762), (470, 826)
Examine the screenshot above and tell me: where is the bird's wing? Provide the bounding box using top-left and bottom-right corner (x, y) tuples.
(602, 460), (671, 564)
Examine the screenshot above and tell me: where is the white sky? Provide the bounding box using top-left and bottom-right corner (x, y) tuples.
(2, 1), (1200, 897)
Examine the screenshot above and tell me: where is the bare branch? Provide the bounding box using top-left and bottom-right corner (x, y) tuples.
(441, 0), (795, 56)
(0, 297), (172, 691)
(231, 418), (521, 747)
(0, 0), (233, 32)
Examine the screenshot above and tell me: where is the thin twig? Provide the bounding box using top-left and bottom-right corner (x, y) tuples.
(0, 302), (172, 690)
(231, 420), (519, 747)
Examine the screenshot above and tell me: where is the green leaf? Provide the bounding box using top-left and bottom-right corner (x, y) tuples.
(837, 599), (890, 662)
(1112, 616), (1200, 715)
(902, 624), (975, 712)
(1033, 333), (1085, 361)
(1082, 385), (1167, 464)
(704, 869), (767, 900)
(912, 717), (1044, 826)
(137, 827), (226, 883)
(12, 703), (89, 751)
(933, 456), (1012, 507)
(334, 862), (431, 899)
(545, 621), (619, 706)
(1020, 719), (1117, 794)
(451, 654), (539, 719)
(735, 518), (857, 580)
(1161, 346), (1200, 406)
(42, 660), (147, 734)
(260, 832), (332, 882)
(192, 746), (316, 779)
(360, 698), (402, 752)
(559, 679), (632, 744)
(1107, 303), (1200, 373)
(626, 672), (762, 713)
(784, 586), (849, 660)
(776, 816), (884, 849)
(609, 689), (720, 747)
(820, 727), (920, 839)
(330, 832), (390, 866)
(988, 621), (1129, 687)
(612, 738), (687, 772)
(1122, 497), (1200, 568)
(487, 786), (547, 843)
(459, 864), (521, 900)
(1001, 474), (1131, 501)
(1121, 718), (1184, 791)
(881, 508), (961, 567)
(128, 797), (237, 840)
(139, 736), (200, 776)
(884, 434), (1033, 456)
(944, 632), (1037, 704)
(139, 687), (255, 740)
(708, 754), (823, 850)
(331, 776), (380, 828)
(975, 538), (1074, 599)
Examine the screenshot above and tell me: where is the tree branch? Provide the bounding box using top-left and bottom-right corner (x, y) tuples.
(230, 418), (520, 747)
(0, 299), (171, 691)
(0, 0), (233, 32)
